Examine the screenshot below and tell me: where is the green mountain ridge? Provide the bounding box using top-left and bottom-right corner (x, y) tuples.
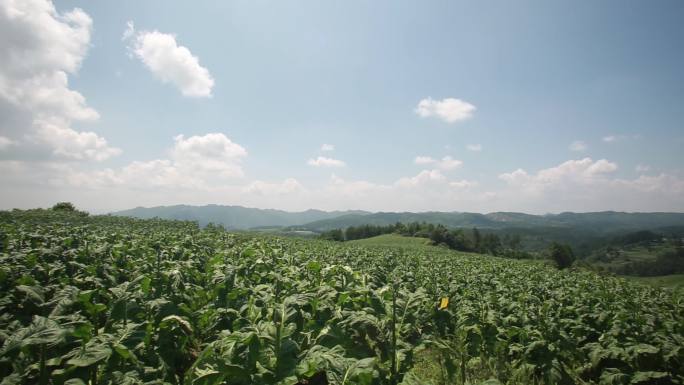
(296, 211), (684, 233)
(111, 205), (684, 233)
(111, 204), (369, 229)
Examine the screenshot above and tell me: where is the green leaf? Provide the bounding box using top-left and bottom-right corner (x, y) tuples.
(66, 336), (113, 367)
(1, 316), (67, 355)
(16, 284), (45, 304)
(629, 371), (671, 385)
(64, 380), (87, 385)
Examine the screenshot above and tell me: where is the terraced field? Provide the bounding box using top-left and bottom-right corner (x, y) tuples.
(0, 210), (682, 385)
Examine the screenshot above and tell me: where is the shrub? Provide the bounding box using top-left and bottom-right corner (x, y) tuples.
(51, 202), (77, 211)
(549, 242), (575, 269)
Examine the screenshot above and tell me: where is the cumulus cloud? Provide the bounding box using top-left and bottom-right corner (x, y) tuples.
(613, 173), (684, 194)
(569, 140), (587, 152)
(61, 133), (246, 190)
(414, 155), (462, 170)
(635, 164), (651, 173)
(466, 144), (482, 152)
(0, 136), (15, 150)
(320, 172), (483, 211)
(124, 21), (214, 97)
(414, 156), (435, 165)
(328, 174), (387, 196)
(0, 0), (119, 161)
(31, 119), (121, 161)
(4, 152), (683, 213)
(307, 156), (345, 167)
(493, 158), (684, 212)
(438, 156), (463, 170)
(320, 143), (335, 152)
(450, 179), (478, 189)
(602, 135), (616, 143)
(499, 158), (617, 189)
(415, 97), (475, 123)
(396, 169), (446, 187)
(171, 133), (247, 177)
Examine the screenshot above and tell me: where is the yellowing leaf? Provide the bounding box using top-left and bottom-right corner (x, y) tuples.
(438, 297), (449, 310)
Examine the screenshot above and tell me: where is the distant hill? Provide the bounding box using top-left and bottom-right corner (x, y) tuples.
(296, 211), (684, 233)
(296, 212), (498, 231)
(111, 205), (684, 235)
(111, 205), (369, 229)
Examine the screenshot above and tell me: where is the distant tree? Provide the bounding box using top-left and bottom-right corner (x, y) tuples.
(472, 228), (482, 252)
(549, 242), (575, 269)
(507, 234), (522, 250)
(52, 202), (76, 211)
(393, 222), (406, 235)
(429, 227), (444, 246)
(205, 222), (226, 232)
(448, 229), (471, 251)
(481, 233), (502, 255)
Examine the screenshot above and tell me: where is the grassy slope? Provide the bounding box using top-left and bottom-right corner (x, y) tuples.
(624, 274), (684, 289)
(348, 234), (435, 249)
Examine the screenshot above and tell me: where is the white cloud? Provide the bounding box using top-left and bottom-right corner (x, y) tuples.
(396, 169), (446, 187)
(320, 143), (335, 152)
(449, 179), (478, 189)
(613, 173), (684, 194)
(499, 158), (617, 189)
(0, 0), (118, 162)
(3, 153), (683, 213)
(171, 133), (247, 178)
(0, 136), (15, 150)
(124, 21), (214, 98)
(466, 144), (482, 152)
(635, 164), (651, 173)
(603, 134), (639, 143)
(415, 97), (476, 123)
(320, 172), (484, 211)
(569, 140), (587, 152)
(122, 20), (135, 41)
(60, 133), (247, 190)
(414, 156), (435, 165)
(438, 156), (463, 170)
(414, 155), (462, 170)
(3, 71), (99, 123)
(0, 0), (92, 80)
(329, 174), (385, 195)
(31, 119), (121, 161)
(307, 156), (345, 167)
(493, 158), (684, 212)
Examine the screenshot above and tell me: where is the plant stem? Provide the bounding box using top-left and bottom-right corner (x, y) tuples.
(391, 285), (397, 385)
(39, 344), (47, 385)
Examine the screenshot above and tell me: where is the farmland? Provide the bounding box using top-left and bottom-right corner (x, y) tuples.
(1, 210), (683, 385)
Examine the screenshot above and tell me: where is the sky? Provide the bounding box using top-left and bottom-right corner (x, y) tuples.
(1, 0), (683, 214)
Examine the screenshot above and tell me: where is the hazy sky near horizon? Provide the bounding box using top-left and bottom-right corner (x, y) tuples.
(1, 0), (684, 213)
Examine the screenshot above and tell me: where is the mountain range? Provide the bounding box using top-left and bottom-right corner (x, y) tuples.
(111, 205), (684, 234)
(112, 205), (367, 229)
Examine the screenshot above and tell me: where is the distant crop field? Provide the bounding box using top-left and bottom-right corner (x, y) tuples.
(625, 274), (684, 290)
(348, 234), (435, 250)
(1, 210), (683, 385)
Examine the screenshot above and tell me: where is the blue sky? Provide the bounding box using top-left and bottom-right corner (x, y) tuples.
(1, 0), (683, 213)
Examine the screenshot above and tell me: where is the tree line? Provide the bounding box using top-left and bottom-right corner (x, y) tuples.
(320, 222), (534, 259)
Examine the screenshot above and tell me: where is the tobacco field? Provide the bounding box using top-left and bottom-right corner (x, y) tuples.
(0, 210), (682, 385)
